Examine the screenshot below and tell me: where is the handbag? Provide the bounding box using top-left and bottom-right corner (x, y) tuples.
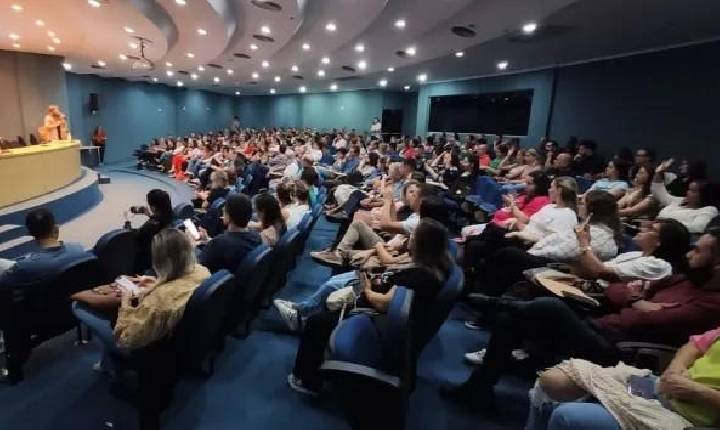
(326, 286), (358, 311)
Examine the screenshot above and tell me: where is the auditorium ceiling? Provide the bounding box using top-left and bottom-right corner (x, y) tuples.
(1, 0), (719, 95)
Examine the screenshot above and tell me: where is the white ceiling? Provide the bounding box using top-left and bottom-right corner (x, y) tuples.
(1, 0), (719, 95)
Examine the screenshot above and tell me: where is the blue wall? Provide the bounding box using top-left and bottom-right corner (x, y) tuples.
(66, 73), (235, 163)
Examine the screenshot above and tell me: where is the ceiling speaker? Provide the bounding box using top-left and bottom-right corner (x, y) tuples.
(253, 34), (275, 43)
(250, 0), (282, 11)
(451, 26), (476, 37)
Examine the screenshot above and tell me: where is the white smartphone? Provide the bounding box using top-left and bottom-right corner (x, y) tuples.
(184, 218), (201, 240)
(115, 276), (141, 296)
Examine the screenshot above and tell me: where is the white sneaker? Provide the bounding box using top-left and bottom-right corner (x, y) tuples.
(275, 300), (299, 331)
(463, 348), (529, 365)
(274, 299), (298, 310)
(287, 374), (319, 396)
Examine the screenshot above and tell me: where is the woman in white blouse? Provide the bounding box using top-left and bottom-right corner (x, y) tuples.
(652, 159), (719, 234)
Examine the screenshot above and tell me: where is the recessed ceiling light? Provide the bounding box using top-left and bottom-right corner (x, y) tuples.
(405, 46), (416, 56)
(227, 69), (234, 75)
(123, 26), (134, 34)
(317, 69), (325, 77)
(260, 25), (271, 34)
(62, 62), (72, 71)
(166, 70), (174, 77)
(354, 43), (365, 53)
(251, 71), (259, 79)
(197, 28), (207, 36)
(52, 37), (61, 44)
(378, 79), (388, 87)
(35, 19), (45, 27)
(175, 0), (186, 5)
(330, 83), (338, 91)
(302, 42), (310, 51)
(496, 60), (509, 70)
(152, 77), (159, 82)
(235, 91), (240, 95)
(387, 67), (395, 72)
(261, 60), (269, 69)
(97, 60), (106, 67)
(274, 75), (281, 82)
(357, 60), (367, 70)
(249, 43), (258, 51)
(522, 22), (537, 34)
(325, 22), (337, 32)
(416, 73), (427, 83)
(12, 43), (20, 48)
(186, 52), (195, 59)
(176, 81), (184, 87)
(165, 62), (173, 67)
(394, 18), (406, 29)
(321, 57), (330, 65)
(213, 76), (220, 83)
(118, 54), (127, 60)
(191, 73), (198, 80)
(47, 30), (55, 37)
(291, 64), (299, 72)
(299, 86), (306, 93)
(10, 4), (23, 12)
(403, 85), (410, 91)
(269, 88), (276, 94)
(197, 65), (205, 71)
(47, 46), (55, 52)
(455, 51), (464, 58)
(9, 33), (20, 41)
(87, 0), (101, 7)
(129, 42), (138, 49)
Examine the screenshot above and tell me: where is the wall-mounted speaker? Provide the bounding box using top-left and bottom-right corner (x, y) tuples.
(89, 93), (99, 113)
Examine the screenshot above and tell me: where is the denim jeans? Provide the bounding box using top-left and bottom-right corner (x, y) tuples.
(296, 271), (359, 319)
(525, 384), (620, 430)
(72, 302), (127, 373)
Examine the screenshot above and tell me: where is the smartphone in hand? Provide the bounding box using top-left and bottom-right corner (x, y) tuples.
(184, 218), (201, 240)
(115, 276), (141, 296)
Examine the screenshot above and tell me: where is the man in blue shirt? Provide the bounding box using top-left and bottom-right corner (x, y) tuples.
(0, 208), (87, 286)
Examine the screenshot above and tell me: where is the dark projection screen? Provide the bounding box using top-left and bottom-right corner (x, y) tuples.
(428, 89), (534, 135)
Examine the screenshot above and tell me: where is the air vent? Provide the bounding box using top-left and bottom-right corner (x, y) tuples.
(247, 81), (258, 85)
(250, 0), (282, 11)
(292, 75), (304, 80)
(141, 75), (151, 78)
(335, 76), (361, 82)
(90, 64), (105, 69)
(451, 25), (476, 38)
(341, 65), (356, 72)
(395, 50), (409, 59)
(207, 63), (223, 69)
(177, 70), (189, 76)
(252, 34), (275, 43)
(126, 55), (141, 60)
(234, 53), (251, 59)
(506, 25), (573, 43)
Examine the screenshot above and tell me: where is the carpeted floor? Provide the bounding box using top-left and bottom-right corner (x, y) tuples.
(0, 167), (532, 430)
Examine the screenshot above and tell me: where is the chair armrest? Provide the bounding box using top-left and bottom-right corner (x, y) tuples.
(320, 360), (400, 388)
(348, 307), (379, 317)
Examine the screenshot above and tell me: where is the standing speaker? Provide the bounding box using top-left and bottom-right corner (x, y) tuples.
(89, 93), (99, 113)
(381, 109), (402, 135)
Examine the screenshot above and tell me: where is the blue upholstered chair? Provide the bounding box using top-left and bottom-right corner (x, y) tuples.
(260, 228), (301, 307)
(93, 229), (137, 283)
(172, 202), (195, 221)
(199, 197), (226, 237)
(227, 245), (274, 337)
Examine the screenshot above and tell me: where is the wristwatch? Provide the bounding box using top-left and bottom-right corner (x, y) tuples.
(580, 245), (593, 254)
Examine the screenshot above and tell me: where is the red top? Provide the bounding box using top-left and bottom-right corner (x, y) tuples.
(403, 146), (417, 160)
(478, 154), (491, 167)
(595, 275), (720, 345)
(491, 195), (550, 225)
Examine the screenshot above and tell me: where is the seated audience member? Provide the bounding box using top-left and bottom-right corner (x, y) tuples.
(253, 193), (287, 246)
(630, 146), (655, 177)
(124, 189), (174, 273)
(300, 167), (320, 207)
(287, 181), (311, 229)
(276, 181), (294, 222)
(72, 229), (210, 374)
(199, 193), (262, 273)
(288, 218), (454, 394)
(445, 229), (720, 410)
(546, 152), (574, 178)
(480, 190), (620, 296)
(572, 140), (605, 178)
(0, 208), (86, 284)
(311, 182), (433, 265)
(667, 160), (708, 197)
(501, 149), (543, 184)
(586, 160), (629, 198)
(574, 218), (690, 282)
(652, 159), (719, 234)
(193, 170), (230, 209)
(528, 327), (720, 430)
(618, 164), (658, 220)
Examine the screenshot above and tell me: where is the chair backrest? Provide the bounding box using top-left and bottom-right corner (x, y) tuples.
(414, 265), (464, 353)
(228, 244), (273, 328)
(93, 229), (137, 282)
(173, 202), (195, 221)
(296, 212), (313, 238)
(200, 197), (226, 237)
(575, 176), (594, 193)
(264, 229), (300, 297)
(173, 270), (235, 373)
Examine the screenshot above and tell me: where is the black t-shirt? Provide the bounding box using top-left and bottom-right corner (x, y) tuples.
(207, 187), (230, 206)
(573, 153), (605, 176)
(199, 230), (263, 274)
